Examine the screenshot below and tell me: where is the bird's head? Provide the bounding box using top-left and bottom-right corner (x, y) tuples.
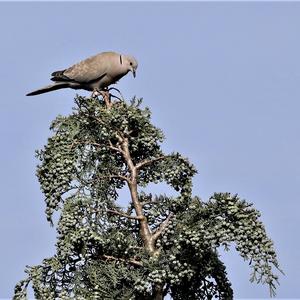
(123, 55), (138, 78)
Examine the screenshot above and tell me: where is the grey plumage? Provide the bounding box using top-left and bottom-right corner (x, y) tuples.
(26, 51), (138, 96)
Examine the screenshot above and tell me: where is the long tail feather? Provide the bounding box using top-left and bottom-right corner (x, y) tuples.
(26, 82), (70, 96)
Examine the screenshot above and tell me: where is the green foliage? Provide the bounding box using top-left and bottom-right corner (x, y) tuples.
(14, 96), (282, 299)
(154, 193), (282, 298)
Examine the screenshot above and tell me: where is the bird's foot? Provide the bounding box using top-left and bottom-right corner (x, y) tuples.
(108, 87), (125, 102)
(91, 89), (113, 108)
(91, 90), (101, 98)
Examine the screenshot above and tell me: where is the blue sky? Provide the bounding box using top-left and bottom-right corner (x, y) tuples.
(0, 2), (299, 298)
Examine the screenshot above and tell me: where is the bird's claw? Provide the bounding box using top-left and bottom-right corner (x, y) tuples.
(91, 90), (101, 98)
(91, 89), (112, 108)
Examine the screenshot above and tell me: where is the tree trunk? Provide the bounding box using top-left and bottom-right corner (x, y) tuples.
(152, 284), (164, 300)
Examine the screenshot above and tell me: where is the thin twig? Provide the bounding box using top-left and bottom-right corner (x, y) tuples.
(100, 255), (143, 267)
(106, 209), (145, 221)
(136, 156), (167, 170)
(88, 115), (106, 126)
(96, 174), (130, 183)
(71, 140), (102, 148)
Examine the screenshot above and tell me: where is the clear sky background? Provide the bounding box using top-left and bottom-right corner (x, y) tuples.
(0, 2), (299, 299)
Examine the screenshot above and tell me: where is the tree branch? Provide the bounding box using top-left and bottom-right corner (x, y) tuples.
(96, 174), (130, 183)
(115, 133), (124, 144)
(106, 209), (145, 220)
(89, 115), (106, 126)
(136, 155), (167, 170)
(120, 137), (155, 254)
(100, 255), (143, 267)
(108, 140), (125, 155)
(70, 140), (102, 149)
(152, 212), (174, 242)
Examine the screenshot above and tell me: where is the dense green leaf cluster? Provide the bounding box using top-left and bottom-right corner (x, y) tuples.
(150, 194), (282, 298)
(36, 125), (77, 223)
(14, 96), (282, 299)
(201, 193), (282, 295)
(139, 154), (196, 200)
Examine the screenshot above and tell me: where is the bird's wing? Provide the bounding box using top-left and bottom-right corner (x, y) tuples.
(57, 52), (118, 84)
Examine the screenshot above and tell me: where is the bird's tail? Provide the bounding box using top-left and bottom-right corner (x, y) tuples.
(26, 82), (70, 96)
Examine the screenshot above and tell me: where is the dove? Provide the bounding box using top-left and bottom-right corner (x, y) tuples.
(26, 51), (138, 96)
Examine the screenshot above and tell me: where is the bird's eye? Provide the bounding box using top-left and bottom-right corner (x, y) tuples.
(130, 62), (133, 66)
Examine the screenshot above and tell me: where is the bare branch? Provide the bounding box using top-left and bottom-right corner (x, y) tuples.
(100, 90), (112, 109)
(121, 138), (137, 175)
(108, 140), (124, 154)
(92, 116), (106, 126)
(96, 174), (130, 183)
(70, 140), (102, 149)
(70, 138), (126, 158)
(141, 199), (160, 207)
(115, 133), (124, 143)
(128, 245), (144, 250)
(136, 155), (167, 170)
(120, 137), (155, 253)
(100, 255), (143, 267)
(106, 209), (145, 221)
(152, 212), (174, 241)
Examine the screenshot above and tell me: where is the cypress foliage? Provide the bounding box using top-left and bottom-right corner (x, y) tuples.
(14, 95), (282, 299)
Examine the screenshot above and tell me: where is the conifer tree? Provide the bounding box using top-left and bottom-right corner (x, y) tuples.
(14, 93), (282, 299)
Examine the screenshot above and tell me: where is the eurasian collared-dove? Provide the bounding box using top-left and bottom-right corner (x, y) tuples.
(26, 51), (138, 96)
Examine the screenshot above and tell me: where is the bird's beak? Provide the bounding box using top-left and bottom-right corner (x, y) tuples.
(133, 69), (136, 78)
